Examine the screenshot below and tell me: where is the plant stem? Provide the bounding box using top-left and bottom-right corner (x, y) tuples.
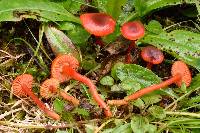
(166, 111), (200, 118)
(59, 90), (79, 106)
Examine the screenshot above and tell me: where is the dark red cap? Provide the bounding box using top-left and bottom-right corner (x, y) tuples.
(121, 21), (145, 40)
(141, 46), (164, 64)
(80, 13), (116, 36)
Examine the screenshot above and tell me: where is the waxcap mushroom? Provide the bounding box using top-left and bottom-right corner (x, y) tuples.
(80, 13), (116, 36)
(121, 21), (145, 40)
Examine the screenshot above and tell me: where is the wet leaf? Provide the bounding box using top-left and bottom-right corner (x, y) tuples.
(100, 76), (114, 86)
(116, 64), (161, 88)
(131, 116), (150, 133)
(53, 98), (65, 113)
(148, 105), (166, 119)
(0, 0), (80, 23)
(44, 25), (80, 59)
(141, 30), (200, 71)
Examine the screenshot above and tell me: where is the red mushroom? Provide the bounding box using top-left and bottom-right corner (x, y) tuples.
(121, 21), (145, 63)
(40, 78), (79, 105)
(80, 13), (116, 36)
(108, 61), (192, 105)
(51, 54), (112, 117)
(141, 46), (164, 69)
(12, 74), (60, 120)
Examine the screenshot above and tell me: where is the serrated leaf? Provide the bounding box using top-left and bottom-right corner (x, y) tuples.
(116, 64), (161, 88)
(53, 98), (65, 113)
(131, 98), (145, 108)
(146, 20), (163, 34)
(148, 105), (166, 119)
(62, 0), (84, 14)
(106, 0), (127, 20)
(100, 76), (114, 86)
(72, 108), (89, 117)
(44, 25), (80, 59)
(142, 95), (162, 105)
(131, 116), (150, 133)
(112, 123), (132, 133)
(111, 62), (124, 80)
(141, 30), (200, 71)
(0, 0), (80, 23)
(120, 78), (141, 94)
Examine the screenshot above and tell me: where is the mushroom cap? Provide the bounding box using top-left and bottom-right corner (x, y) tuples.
(12, 74), (33, 97)
(80, 13), (116, 36)
(51, 54), (79, 83)
(40, 78), (60, 99)
(171, 61), (192, 87)
(121, 21), (145, 40)
(141, 46), (164, 64)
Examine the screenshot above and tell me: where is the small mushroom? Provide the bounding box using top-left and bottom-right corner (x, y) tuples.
(141, 46), (164, 69)
(51, 54), (112, 117)
(80, 13), (116, 36)
(12, 74), (60, 120)
(108, 61), (192, 105)
(121, 21), (145, 63)
(40, 78), (79, 105)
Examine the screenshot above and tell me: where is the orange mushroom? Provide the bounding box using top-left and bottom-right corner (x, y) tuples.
(40, 78), (79, 105)
(51, 54), (112, 117)
(141, 46), (164, 69)
(80, 13), (116, 36)
(121, 21), (145, 64)
(12, 74), (60, 120)
(108, 61), (192, 105)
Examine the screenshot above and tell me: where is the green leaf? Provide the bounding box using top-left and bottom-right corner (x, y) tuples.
(100, 76), (114, 86)
(112, 123), (132, 133)
(105, 0), (127, 20)
(53, 98), (65, 113)
(111, 62), (124, 80)
(120, 78), (141, 94)
(146, 20), (163, 34)
(141, 30), (200, 71)
(62, 0), (84, 14)
(131, 98), (145, 108)
(142, 95), (162, 105)
(148, 105), (166, 119)
(131, 116), (150, 133)
(72, 108), (89, 117)
(116, 64), (161, 88)
(44, 25), (80, 59)
(0, 0), (80, 23)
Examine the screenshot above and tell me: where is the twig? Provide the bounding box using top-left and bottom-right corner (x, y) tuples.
(166, 111), (200, 118)
(0, 108), (23, 120)
(94, 118), (114, 133)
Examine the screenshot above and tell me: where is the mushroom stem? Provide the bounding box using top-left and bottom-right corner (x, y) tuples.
(146, 63), (153, 69)
(125, 42), (135, 64)
(59, 90), (79, 106)
(22, 84), (60, 120)
(108, 74), (181, 105)
(62, 65), (112, 117)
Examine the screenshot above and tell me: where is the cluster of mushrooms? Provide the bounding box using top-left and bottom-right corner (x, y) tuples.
(11, 13), (192, 120)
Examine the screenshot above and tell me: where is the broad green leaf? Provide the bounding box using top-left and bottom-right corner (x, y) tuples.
(59, 22), (90, 45)
(131, 116), (150, 133)
(111, 62), (124, 80)
(141, 94), (162, 105)
(72, 108), (89, 117)
(81, 55), (98, 70)
(62, 0), (84, 14)
(112, 123), (132, 133)
(146, 20), (163, 34)
(100, 76), (114, 86)
(125, 0), (196, 22)
(44, 25), (80, 60)
(53, 98), (65, 113)
(120, 78), (141, 95)
(148, 105), (166, 119)
(131, 98), (145, 108)
(116, 64), (161, 88)
(0, 0), (80, 23)
(105, 0), (127, 20)
(141, 30), (200, 71)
